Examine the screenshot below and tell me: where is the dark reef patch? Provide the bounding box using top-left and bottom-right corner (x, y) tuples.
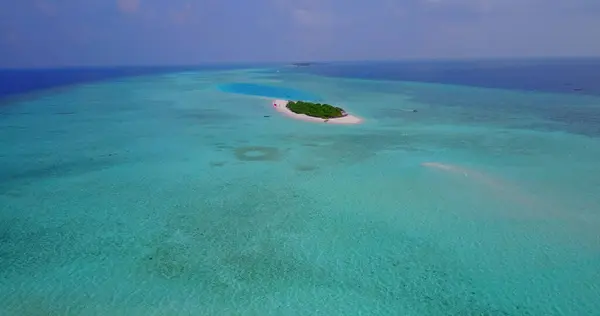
(179, 109), (239, 125)
(0, 155), (124, 194)
(210, 161), (227, 167)
(295, 164), (318, 172)
(234, 146), (281, 162)
(212, 142), (233, 151)
(142, 238), (194, 280)
(136, 180), (326, 292)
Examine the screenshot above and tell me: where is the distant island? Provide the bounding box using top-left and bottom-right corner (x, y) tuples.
(290, 62), (326, 67)
(271, 99), (362, 124)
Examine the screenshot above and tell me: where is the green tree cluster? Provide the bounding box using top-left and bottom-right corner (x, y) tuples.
(286, 101), (345, 119)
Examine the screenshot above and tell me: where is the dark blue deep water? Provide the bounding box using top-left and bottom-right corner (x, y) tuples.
(3, 58), (600, 101)
(0, 64), (266, 100)
(291, 58), (600, 96)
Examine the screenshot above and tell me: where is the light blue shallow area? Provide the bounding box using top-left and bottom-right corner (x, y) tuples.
(1, 69), (600, 315)
(218, 82), (321, 101)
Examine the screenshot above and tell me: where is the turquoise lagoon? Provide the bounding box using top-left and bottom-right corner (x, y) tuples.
(1, 68), (599, 315)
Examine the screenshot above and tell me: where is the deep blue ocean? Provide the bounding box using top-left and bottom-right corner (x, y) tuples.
(290, 58), (600, 96)
(2, 58), (600, 99)
(0, 63), (272, 100)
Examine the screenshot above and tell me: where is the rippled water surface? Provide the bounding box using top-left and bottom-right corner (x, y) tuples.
(1, 65), (599, 315)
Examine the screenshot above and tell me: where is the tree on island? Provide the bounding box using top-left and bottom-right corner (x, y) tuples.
(286, 101), (347, 119)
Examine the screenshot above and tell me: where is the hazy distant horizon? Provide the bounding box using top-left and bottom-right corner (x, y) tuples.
(1, 55), (600, 70)
(2, 1), (600, 68)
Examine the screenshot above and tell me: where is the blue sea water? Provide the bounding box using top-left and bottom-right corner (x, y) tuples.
(0, 64), (274, 100)
(291, 58), (600, 96)
(218, 83), (322, 101)
(1, 60), (600, 315)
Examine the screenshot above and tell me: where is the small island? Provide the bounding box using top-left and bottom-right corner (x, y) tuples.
(286, 100), (347, 119)
(291, 62), (314, 67)
(271, 99), (362, 124)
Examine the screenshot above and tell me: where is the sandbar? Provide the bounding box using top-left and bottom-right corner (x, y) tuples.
(271, 99), (362, 124)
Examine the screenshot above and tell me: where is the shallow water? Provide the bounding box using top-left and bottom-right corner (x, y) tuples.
(1, 68), (599, 315)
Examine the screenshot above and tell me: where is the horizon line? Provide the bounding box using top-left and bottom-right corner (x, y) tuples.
(2, 55), (600, 71)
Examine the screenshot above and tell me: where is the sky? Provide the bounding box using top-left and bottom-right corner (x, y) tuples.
(1, 0), (600, 67)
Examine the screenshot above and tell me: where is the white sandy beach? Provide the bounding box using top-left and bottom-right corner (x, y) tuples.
(272, 99), (362, 124)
